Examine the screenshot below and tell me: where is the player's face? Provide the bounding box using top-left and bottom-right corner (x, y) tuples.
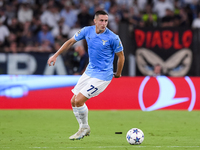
(94, 14), (108, 33)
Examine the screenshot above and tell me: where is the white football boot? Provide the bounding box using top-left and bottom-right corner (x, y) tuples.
(69, 126), (90, 140)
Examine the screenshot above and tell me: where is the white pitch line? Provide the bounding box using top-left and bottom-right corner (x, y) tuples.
(28, 146), (200, 149)
(0, 146), (199, 149)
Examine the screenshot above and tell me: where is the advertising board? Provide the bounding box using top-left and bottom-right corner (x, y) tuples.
(0, 75), (199, 111)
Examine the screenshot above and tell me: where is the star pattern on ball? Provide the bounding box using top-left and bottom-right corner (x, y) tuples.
(133, 129), (139, 134)
(134, 137), (140, 143)
(127, 135), (131, 141)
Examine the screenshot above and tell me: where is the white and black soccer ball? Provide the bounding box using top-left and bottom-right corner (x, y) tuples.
(126, 128), (144, 145)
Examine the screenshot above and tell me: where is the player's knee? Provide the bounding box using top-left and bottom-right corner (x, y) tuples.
(74, 93), (88, 107)
(75, 99), (84, 107)
(71, 95), (76, 107)
(71, 100), (75, 107)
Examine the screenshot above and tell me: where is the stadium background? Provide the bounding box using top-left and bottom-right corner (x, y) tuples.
(1, 0), (200, 111)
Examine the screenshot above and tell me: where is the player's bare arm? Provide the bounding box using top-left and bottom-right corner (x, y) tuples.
(47, 38), (77, 66)
(114, 51), (125, 78)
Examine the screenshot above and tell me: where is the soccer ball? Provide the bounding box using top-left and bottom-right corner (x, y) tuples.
(126, 128), (144, 145)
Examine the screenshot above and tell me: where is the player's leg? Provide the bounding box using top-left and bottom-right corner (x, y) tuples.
(75, 93), (89, 128)
(71, 95), (81, 128)
(69, 94), (90, 140)
(71, 78), (111, 140)
(69, 95), (82, 140)
(70, 73), (111, 140)
(69, 73), (90, 140)
(69, 93), (90, 140)
(70, 73), (90, 126)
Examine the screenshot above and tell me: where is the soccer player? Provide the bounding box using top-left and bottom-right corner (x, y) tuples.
(47, 10), (125, 140)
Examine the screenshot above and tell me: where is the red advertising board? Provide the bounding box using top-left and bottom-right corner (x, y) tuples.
(0, 76), (200, 111)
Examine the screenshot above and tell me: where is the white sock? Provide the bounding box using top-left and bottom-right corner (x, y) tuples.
(72, 106), (81, 129)
(77, 103), (89, 129)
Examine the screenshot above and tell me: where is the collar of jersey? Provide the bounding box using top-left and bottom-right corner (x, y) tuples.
(95, 27), (107, 35)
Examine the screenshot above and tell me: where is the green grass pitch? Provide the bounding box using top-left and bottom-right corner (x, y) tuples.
(0, 110), (200, 150)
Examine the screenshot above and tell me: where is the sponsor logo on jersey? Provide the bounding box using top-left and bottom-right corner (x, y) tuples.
(117, 41), (122, 48)
(75, 30), (81, 37)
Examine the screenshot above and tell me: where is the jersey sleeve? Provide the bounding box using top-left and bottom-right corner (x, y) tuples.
(73, 27), (86, 41)
(111, 35), (123, 53)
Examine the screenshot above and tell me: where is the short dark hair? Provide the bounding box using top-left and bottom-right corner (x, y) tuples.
(95, 10), (108, 18)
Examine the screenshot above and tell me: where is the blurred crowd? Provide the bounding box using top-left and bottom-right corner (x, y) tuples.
(1, 0), (200, 54)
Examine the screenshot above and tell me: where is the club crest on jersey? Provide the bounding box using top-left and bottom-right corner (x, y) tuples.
(102, 40), (108, 45)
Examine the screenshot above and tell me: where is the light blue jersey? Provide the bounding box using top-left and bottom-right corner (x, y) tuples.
(74, 25), (123, 81)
